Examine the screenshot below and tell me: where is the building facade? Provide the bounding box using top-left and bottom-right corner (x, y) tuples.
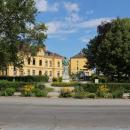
(6, 48), (63, 79)
(70, 52), (92, 76)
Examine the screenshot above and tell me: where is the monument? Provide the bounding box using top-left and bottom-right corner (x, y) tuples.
(62, 57), (70, 82)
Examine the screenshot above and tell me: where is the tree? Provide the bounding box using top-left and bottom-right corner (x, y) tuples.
(83, 18), (130, 82)
(0, 0), (47, 74)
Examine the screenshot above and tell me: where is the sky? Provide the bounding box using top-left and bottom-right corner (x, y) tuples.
(35, 0), (130, 58)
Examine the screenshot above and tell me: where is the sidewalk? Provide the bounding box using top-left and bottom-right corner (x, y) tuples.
(0, 97), (130, 106)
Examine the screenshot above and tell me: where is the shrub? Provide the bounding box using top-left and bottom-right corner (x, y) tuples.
(112, 89), (124, 98)
(52, 77), (62, 82)
(5, 88), (16, 96)
(36, 84), (45, 90)
(60, 87), (73, 98)
(22, 84), (35, 97)
(52, 82), (80, 87)
(97, 85), (109, 97)
(74, 91), (87, 99)
(0, 75), (49, 82)
(0, 87), (16, 96)
(86, 93), (96, 98)
(78, 84), (98, 93)
(104, 93), (113, 98)
(34, 88), (48, 97)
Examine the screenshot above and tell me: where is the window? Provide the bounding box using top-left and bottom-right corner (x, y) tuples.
(28, 69), (30, 75)
(33, 58), (35, 65)
(32, 70), (35, 76)
(28, 58), (31, 65)
(39, 71), (42, 76)
(39, 60), (42, 66)
(45, 60), (48, 67)
(50, 61), (52, 67)
(49, 71), (52, 77)
(20, 70), (24, 76)
(45, 71), (48, 76)
(57, 71), (60, 77)
(57, 61), (60, 67)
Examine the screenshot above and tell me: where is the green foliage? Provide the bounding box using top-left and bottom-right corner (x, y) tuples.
(74, 91), (87, 99)
(0, 75), (49, 82)
(52, 77), (62, 82)
(34, 88), (47, 97)
(76, 83), (130, 98)
(0, 87), (15, 96)
(83, 18), (130, 82)
(86, 93), (96, 98)
(51, 82), (80, 87)
(59, 87), (73, 98)
(0, 0), (47, 72)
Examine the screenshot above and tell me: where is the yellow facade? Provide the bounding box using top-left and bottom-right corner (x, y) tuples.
(7, 48), (63, 79)
(70, 52), (92, 76)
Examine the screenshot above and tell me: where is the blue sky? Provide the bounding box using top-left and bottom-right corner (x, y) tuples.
(35, 0), (130, 58)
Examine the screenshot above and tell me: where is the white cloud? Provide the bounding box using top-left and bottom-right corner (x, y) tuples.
(35, 0), (59, 12)
(35, 0), (48, 12)
(79, 18), (112, 29)
(64, 2), (80, 13)
(46, 17), (112, 40)
(80, 37), (90, 43)
(46, 21), (64, 34)
(65, 13), (82, 23)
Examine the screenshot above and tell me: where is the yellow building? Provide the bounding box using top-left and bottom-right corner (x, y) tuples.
(6, 48), (63, 79)
(70, 52), (92, 76)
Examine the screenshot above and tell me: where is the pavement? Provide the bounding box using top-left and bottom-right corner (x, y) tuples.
(0, 97), (130, 106)
(0, 97), (130, 130)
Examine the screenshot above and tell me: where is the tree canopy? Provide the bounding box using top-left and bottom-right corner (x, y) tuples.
(0, 0), (47, 73)
(83, 18), (130, 82)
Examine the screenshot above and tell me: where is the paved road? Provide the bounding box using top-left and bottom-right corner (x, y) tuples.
(0, 98), (130, 130)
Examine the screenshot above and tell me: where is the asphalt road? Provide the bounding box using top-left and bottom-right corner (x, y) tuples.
(0, 99), (130, 130)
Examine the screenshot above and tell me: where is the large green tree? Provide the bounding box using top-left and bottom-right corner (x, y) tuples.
(0, 0), (47, 74)
(83, 18), (130, 82)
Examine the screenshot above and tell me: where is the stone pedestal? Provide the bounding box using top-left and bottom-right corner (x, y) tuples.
(62, 66), (70, 82)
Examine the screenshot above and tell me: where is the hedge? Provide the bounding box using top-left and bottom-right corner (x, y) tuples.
(0, 80), (34, 92)
(51, 82), (80, 87)
(78, 83), (130, 93)
(0, 75), (49, 82)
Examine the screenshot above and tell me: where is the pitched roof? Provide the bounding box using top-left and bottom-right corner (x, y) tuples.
(71, 52), (85, 59)
(45, 50), (64, 58)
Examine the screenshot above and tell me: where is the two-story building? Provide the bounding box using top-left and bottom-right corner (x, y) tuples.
(6, 47), (63, 79)
(70, 52), (92, 76)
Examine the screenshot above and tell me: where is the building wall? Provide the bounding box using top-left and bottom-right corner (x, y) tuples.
(6, 48), (63, 79)
(70, 58), (92, 76)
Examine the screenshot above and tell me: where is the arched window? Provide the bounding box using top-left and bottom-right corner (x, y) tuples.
(57, 61), (60, 67)
(39, 60), (42, 66)
(33, 58), (35, 65)
(28, 57), (31, 65)
(39, 71), (42, 76)
(45, 60), (48, 67)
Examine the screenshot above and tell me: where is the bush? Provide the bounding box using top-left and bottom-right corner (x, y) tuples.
(22, 84), (35, 97)
(59, 87), (73, 98)
(52, 82), (80, 87)
(52, 77), (62, 82)
(0, 80), (29, 92)
(76, 83), (130, 98)
(74, 91), (87, 99)
(34, 88), (48, 97)
(112, 89), (124, 98)
(86, 93), (96, 98)
(0, 87), (16, 96)
(97, 85), (109, 97)
(0, 75), (49, 82)
(36, 84), (45, 90)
